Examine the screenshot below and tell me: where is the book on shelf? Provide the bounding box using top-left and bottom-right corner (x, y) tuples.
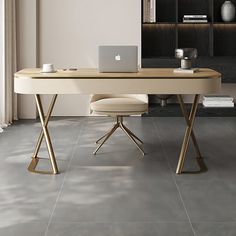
(183, 15), (208, 23)
(203, 95), (234, 102)
(143, 0), (156, 23)
(183, 15), (207, 18)
(203, 101), (234, 107)
(183, 19), (208, 23)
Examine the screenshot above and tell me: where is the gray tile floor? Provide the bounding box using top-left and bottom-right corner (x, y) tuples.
(0, 117), (236, 235)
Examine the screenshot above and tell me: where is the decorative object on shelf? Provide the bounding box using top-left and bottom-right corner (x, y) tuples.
(183, 15), (208, 23)
(221, 1), (235, 22)
(143, 0), (156, 23)
(175, 48), (198, 70)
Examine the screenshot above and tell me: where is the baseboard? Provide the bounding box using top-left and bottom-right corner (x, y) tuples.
(143, 103), (236, 117)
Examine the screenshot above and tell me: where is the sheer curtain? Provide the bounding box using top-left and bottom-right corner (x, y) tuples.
(0, 0), (4, 131)
(0, 0), (17, 129)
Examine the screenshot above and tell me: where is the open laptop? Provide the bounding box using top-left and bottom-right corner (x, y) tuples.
(98, 45), (138, 73)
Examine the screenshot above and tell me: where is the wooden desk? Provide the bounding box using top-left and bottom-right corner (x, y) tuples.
(14, 68), (221, 175)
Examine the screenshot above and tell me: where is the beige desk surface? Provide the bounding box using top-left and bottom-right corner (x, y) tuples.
(14, 68), (221, 95)
(15, 68), (220, 79)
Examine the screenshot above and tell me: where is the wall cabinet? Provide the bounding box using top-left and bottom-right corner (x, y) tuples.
(142, 0), (236, 82)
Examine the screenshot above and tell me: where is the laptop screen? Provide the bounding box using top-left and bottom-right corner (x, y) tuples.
(98, 46), (138, 73)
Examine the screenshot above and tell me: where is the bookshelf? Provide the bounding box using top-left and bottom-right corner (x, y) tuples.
(142, 0), (236, 83)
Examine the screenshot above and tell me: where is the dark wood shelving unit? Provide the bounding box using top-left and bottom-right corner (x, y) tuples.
(142, 0), (236, 83)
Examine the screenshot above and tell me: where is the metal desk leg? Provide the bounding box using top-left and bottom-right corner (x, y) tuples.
(28, 94), (59, 174)
(176, 94), (207, 174)
(177, 95), (202, 158)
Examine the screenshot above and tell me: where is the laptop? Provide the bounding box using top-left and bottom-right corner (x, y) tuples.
(98, 45), (138, 73)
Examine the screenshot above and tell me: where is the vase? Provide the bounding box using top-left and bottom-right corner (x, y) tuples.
(221, 1), (235, 22)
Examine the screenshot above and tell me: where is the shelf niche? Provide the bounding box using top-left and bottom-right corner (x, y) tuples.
(142, 24), (176, 57)
(178, 24), (211, 56)
(178, 0), (212, 22)
(214, 24), (236, 56)
(155, 0), (176, 22)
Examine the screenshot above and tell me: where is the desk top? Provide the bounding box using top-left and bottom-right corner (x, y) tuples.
(15, 68), (221, 79)
(14, 68), (221, 95)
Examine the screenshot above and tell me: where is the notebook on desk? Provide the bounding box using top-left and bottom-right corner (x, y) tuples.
(98, 45), (138, 73)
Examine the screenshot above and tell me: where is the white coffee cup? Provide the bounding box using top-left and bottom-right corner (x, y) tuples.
(42, 64), (55, 73)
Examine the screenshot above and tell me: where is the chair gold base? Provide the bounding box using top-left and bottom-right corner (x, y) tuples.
(93, 116), (145, 156)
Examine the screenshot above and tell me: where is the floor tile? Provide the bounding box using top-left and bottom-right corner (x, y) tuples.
(193, 222), (236, 236)
(178, 180), (236, 222)
(112, 222), (194, 236)
(0, 221), (47, 236)
(0, 174), (63, 221)
(47, 222), (194, 236)
(47, 222), (115, 236)
(51, 166), (187, 222)
(154, 222), (194, 236)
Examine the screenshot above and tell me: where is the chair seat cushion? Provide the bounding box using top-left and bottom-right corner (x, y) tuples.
(91, 97), (148, 113)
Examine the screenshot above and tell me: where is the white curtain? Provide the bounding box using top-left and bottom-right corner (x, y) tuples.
(0, 0), (17, 129)
(0, 0), (4, 131)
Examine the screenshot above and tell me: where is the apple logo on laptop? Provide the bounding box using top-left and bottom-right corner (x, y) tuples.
(115, 54), (121, 61)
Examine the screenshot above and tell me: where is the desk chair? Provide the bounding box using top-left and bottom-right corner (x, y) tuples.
(90, 94), (148, 155)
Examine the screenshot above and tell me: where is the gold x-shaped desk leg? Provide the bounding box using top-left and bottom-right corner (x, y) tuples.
(176, 94), (208, 174)
(28, 94), (59, 174)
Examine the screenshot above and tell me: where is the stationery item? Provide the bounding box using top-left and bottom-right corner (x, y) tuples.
(42, 64), (56, 73)
(173, 68), (199, 73)
(62, 68), (78, 71)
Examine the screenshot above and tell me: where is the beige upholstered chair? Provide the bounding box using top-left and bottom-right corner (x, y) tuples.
(90, 94), (149, 155)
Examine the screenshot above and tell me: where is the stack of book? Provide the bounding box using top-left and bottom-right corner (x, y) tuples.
(203, 95), (234, 107)
(183, 15), (208, 23)
(143, 0), (156, 23)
